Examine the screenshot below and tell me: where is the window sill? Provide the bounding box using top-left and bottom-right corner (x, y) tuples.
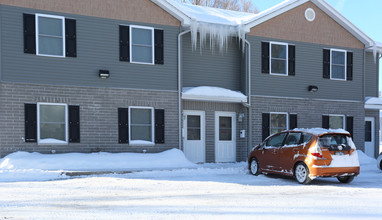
(129, 140), (155, 147)
(38, 138), (68, 145)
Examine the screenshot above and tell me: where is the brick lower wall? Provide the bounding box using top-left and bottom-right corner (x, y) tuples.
(0, 82), (179, 157)
(251, 96), (365, 150)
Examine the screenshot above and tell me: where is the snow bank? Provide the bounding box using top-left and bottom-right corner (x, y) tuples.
(182, 86), (247, 102)
(0, 149), (197, 182)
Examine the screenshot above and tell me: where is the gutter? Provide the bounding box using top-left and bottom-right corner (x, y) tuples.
(178, 30), (191, 150)
(243, 38), (252, 154)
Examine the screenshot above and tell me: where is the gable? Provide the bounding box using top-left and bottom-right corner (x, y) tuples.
(248, 2), (364, 49)
(0, 0), (180, 26)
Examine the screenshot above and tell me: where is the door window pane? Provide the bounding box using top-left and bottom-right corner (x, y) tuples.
(365, 121), (372, 142)
(130, 108), (152, 142)
(266, 133), (287, 147)
(219, 116), (232, 141)
(187, 115), (201, 140)
(270, 113), (287, 135)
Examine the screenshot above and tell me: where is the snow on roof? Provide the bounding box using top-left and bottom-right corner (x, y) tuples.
(182, 86), (247, 103)
(365, 97), (382, 110)
(293, 128), (350, 136)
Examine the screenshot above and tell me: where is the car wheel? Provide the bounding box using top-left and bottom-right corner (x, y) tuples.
(337, 176), (355, 183)
(294, 163), (312, 184)
(249, 158), (260, 176)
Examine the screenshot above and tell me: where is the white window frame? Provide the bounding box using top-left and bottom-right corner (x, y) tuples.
(128, 106), (155, 145)
(328, 114), (345, 129)
(37, 102), (68, 145)
(270, 112), (289, 135)
(330, 48), (347, 81)
(270, 41), (289, 76)
(35, 13), (66, 58)
(129, 25), (155, 65)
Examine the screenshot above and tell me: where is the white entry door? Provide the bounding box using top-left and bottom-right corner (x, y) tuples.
(183, 111), (205, 163)
(365, 117), (375, 158)
(215, 112), (236, 162)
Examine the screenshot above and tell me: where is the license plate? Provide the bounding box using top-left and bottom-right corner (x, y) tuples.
(335, 152), (345, 155)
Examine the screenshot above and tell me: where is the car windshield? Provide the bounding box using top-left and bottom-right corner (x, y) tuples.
(318, 134), (350, 150)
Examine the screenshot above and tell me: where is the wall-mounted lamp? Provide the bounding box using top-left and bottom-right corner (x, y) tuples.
(238, 113), (245, 122)
(308, 85), (318, 93)
(99, 70), (110, 79)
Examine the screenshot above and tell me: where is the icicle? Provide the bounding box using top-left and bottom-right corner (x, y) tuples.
(189, 20), (247, 54)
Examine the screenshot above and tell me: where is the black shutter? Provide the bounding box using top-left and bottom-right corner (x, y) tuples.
(323, 49), (330, 78)
(322, 115), (329, 129)
(65, 18), (77, 57)
(25, 104), (37, 142)
(261, 42), (270, 74)
(346, 116), (354, 137)
(119, 25), (130, 62)
(289, 114), (297, 130)
(347, 52), (353, 81)
(154, 29), (164, 65)
(262, 113), (270, 141)
(23, 14), (36, 54)
(288, 45), (295, 76)
(155, 109), (165, 144)
(68, 105), (80, 143)
(118, 108), (129, 143)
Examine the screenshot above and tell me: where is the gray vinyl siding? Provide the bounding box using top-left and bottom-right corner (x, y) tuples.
(0, 5), (178, 91)
(249, 35), (364, 101)
(182, 33), (242, 92)
(365, 52), (379, 97)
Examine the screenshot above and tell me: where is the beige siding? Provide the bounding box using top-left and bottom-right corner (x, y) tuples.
(249, 2), (364, 49)
(0, 0), (180, 26)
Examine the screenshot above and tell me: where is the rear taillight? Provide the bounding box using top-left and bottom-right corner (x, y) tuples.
(309, 142), (323, 159)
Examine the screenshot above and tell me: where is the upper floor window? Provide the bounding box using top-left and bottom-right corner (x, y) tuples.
(262, 42), (295, 76)
(23, 13), (77, 57)
(119, 25), (164, 64)
(36, 14), (65, 57)
(130, 26), (154, 64)
(323, 49), (353, 81)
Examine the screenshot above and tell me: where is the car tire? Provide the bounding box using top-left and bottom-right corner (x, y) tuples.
(379, 160), (382, 170)
(294, 162), (312, 184)
(249, 158), (260, 176)
(337, 176), (355, 183)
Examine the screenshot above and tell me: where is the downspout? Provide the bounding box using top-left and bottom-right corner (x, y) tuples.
(243, 38), (252, 154)
(178, 30), (191, 150)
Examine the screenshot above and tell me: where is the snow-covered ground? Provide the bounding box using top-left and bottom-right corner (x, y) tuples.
(0, 149), (381, 219)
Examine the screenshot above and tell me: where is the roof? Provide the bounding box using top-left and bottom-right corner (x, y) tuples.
(365, 97), (382, 110)
(152, 0), (380, 50)
(182, 86), (247, 103)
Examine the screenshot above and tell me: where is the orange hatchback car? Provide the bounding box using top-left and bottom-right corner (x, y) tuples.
(248, 128), (360, 184)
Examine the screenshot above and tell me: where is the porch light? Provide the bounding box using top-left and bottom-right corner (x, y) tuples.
(308, 85), (318, 93)
(99, 70), (110, 79)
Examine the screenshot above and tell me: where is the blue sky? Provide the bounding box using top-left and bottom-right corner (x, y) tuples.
(252, 0), (382, 91)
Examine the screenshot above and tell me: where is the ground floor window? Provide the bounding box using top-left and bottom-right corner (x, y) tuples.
(270, 112), (288, 135)
(129, 107), (154, 144)
(328, 114), (345, 129)
(37, 103), (68, 144)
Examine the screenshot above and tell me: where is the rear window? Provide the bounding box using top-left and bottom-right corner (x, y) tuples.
(318, 134), (351, 151)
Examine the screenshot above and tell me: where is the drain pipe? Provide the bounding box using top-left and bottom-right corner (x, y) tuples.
(178, 30), (191, 150)
(242, 38), (252, 154)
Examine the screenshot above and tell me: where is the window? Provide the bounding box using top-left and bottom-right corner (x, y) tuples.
(285, 132), (302, 146)
(23, 13), (76, 57)
(36, 14), (65, 57)
(270, 113), (288, 135)
(266, 133), (287, 147)
(37, 103), (68, 144)
(270, 42), (288, 75)
(323, 49), (352, 80)
(130, 25), (154, 64)
(129, 107), (154, 144)
(328, 115), (345, 129)
(330, 49), (346, 80)
(187, 115), (201, 140)
(219, 116), (232, 141)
